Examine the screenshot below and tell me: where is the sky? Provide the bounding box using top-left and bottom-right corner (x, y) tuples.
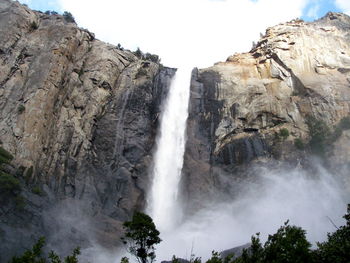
(18, 0), (350, 68)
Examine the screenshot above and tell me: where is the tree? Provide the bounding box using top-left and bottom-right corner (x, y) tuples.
(315, 204), (350, 263)
(63, 11), (75, 23)
(121, 212), (161, 263)
(9, 237), (80, 263)
(263, 221), (312, 263)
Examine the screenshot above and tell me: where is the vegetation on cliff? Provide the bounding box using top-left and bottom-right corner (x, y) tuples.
(9, 205), (350, 263)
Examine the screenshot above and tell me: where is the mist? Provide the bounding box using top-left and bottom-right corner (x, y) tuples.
(155, 164), (348, 261)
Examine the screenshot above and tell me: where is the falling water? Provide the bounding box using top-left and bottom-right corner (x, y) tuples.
(147, 67), (192, 232)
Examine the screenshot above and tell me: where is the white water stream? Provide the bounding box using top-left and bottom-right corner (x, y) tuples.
(147, 67), (192, 233)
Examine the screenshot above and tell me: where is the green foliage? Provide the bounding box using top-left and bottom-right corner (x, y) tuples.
(134, 48), (143, 59)
(121, 212), (161, 263)
(294, 138), (305, 150)
(338, 116), (350, 130)
(291, 90), (299, 96)
(0, 146), (14, 163)
(206, 251), (222, 263)
(10, 237), (46, 263)
(120, 257), (130, 263)
(117, 43), (124, 51)
(133, 48), (161, 63)
(263, 221), (312, 263)
(32, 186), (43, 196)
(26, 166), (34, 179)
(30, 21), (38, 31)
(136, 68), (148, 78)
(45, 11), (59, 15)
(278, 128), (289, 140)
(14, 195), (26, 210)
(331, 116), (350, 142)
(18, 104), (26, 114)
(0, 173), (21, 195)
(144, 53), (160, 63)
(171, 256), (181, 263)
(63, 11), (75, 23)
(235, 234), (264, 263)
(306, 116), (331, 156)
(314, 204), (350, 263)
(9, 237), (80, 263)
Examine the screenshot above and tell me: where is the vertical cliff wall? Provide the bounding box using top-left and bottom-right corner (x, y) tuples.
(0, 0), (175, 260)
(182, 13), (350, 212)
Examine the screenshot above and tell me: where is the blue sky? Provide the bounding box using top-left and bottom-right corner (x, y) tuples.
(19, 0), (63, 13)
(19, 0), (346, 21)
(302, 0), (342, 20)
(17, 0), (350, 67)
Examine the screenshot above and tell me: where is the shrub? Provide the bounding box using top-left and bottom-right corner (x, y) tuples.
(117, 43), (124, 50)
(134, 48), (143, 59)
(144, 53), (160, 63)
(30, 21), (38, 31)
(25, 166), (34, 179)
(338, 116), (350, 130)
(279, 128), (289, 140)
(332, 116), (350, 142)
(136, 68), (148, 78)
(63, 11), (76, 23)
(294, 138), (304, 150)
(306, 116), (331, 156)
(0, 173), (21, 195)
(0, 146), (14, 163)
(18, 104), (25, 114)
(9, 237), (81, 263)
(32, 186), (43, 196)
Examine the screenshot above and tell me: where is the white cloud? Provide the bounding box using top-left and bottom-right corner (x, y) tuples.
(336, 0), (350, 15)
(57, 0), (311, 68)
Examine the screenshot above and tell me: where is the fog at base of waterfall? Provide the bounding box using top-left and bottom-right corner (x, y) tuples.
(155, 165), (348, 261)
(147, 67), (192, 233)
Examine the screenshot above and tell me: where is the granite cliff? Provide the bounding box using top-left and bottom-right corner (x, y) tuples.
(182, 12), (350, 212)
(0, 0), (174, 260)
(1, 0), (350, 261)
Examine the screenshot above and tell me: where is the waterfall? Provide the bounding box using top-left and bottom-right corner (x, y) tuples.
(147, 67), (191, 232)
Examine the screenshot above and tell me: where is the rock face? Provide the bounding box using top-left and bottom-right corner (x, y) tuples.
(0, 0), (175, 260)
(182, 13), (350, 212)
(1, 0), (350, 260)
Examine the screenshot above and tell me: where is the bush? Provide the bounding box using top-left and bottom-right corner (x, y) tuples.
(332, 116), (350, 142)
(294, 138), (304, 150)
(9, 237), (81, 263)
(25, 166), (34, 179)
(136, 68), (148, 78)
(0, 146), (14, 163)
(30, 21), (38, 31)
(134, 47), (143, 59)
(144, 53), (160, 63)
(279, 128), (289, 140)
(63, 11), (76, 23)
(18, 104), (25, 114)
(32, 186), (43, 196)
(306, 116), (331, 156)
(0, 173), (21, 195)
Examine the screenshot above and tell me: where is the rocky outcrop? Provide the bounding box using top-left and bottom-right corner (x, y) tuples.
(182, 13), (350, 212)
(0, 0), (175, 260)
